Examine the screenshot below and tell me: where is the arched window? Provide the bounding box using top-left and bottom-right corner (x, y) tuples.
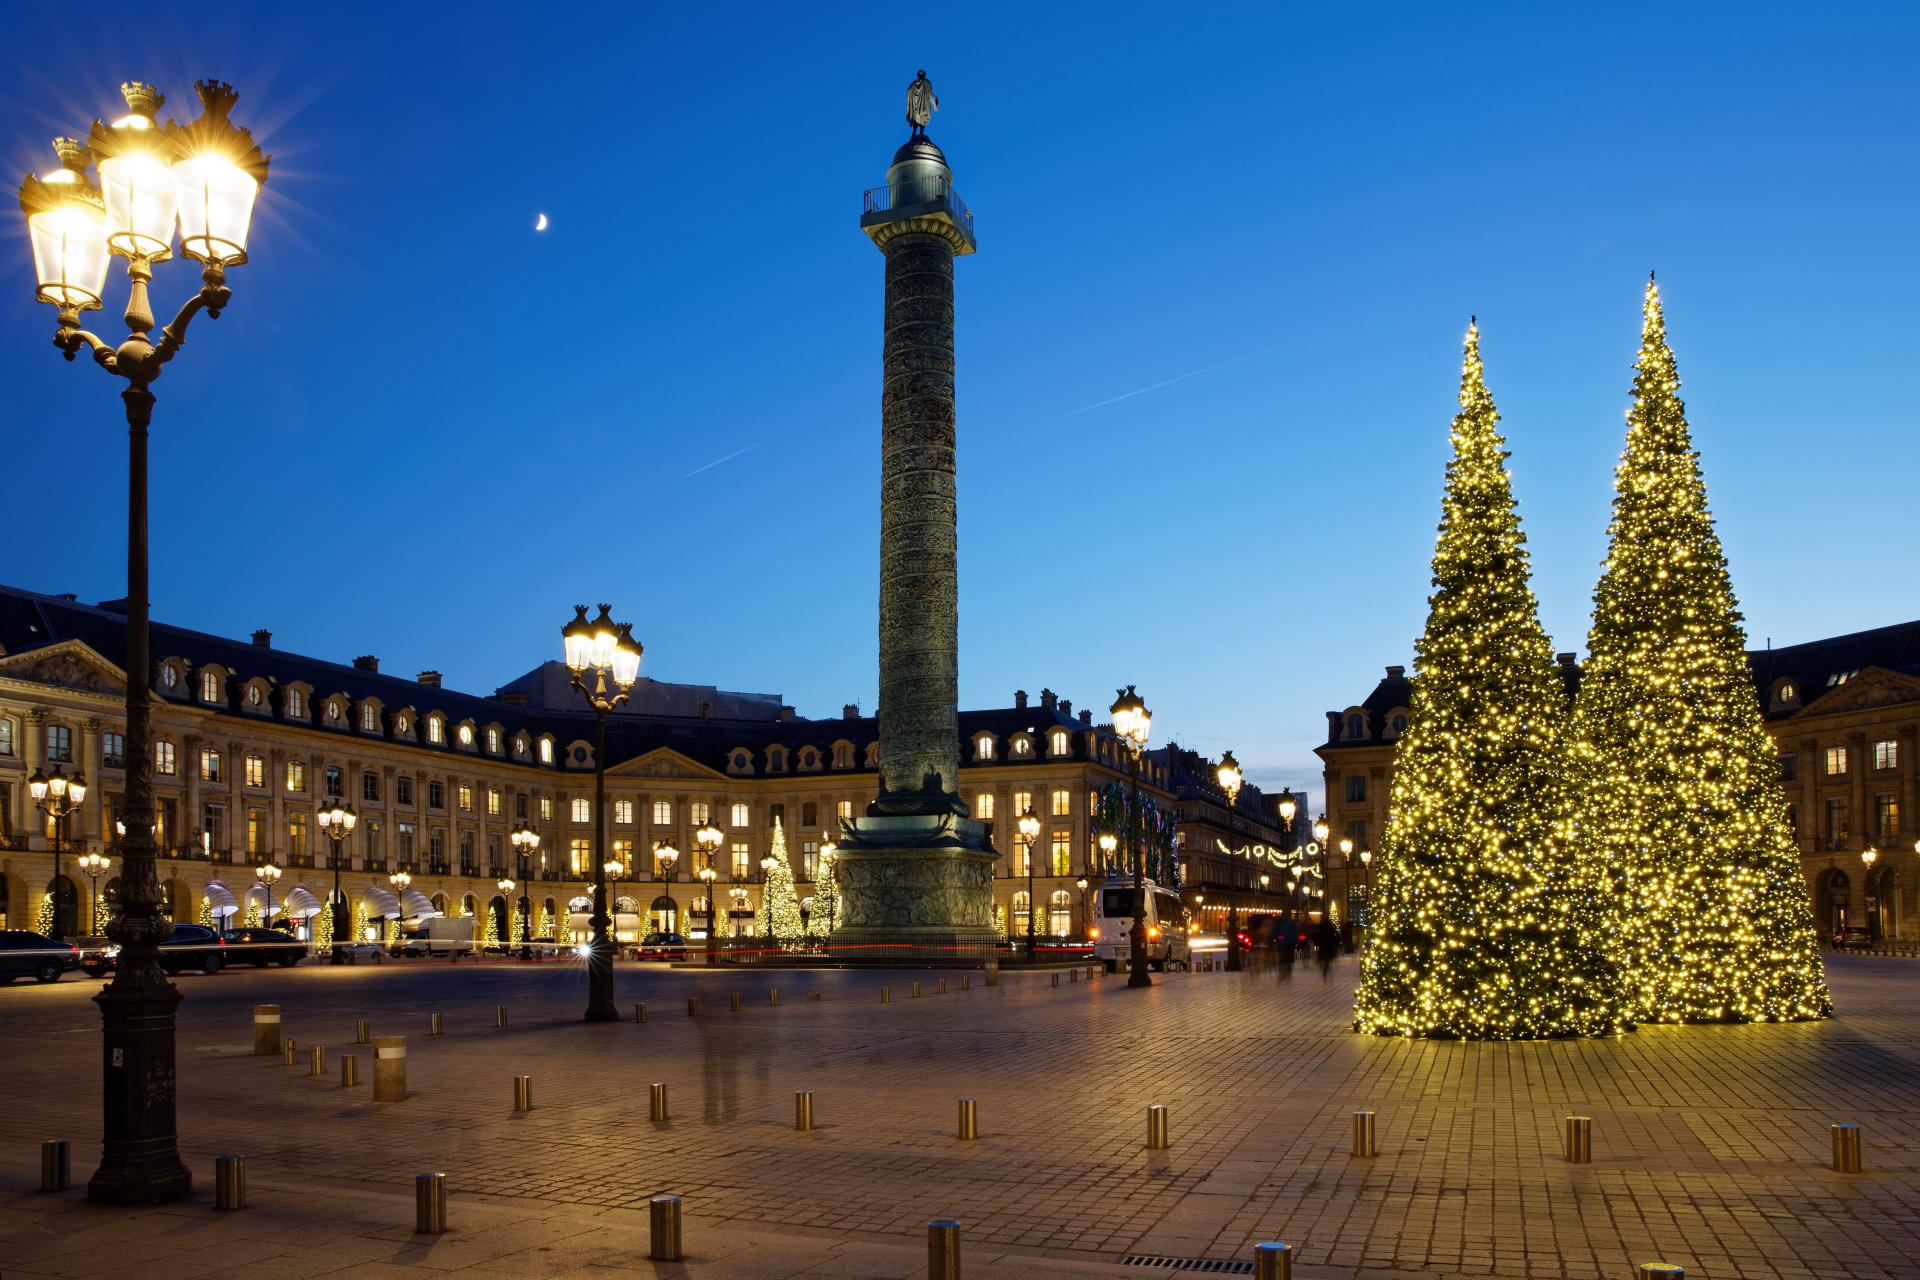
(1389, 714), (1408, 736)
(767, 745), (788, 773)
(1049, 729), (1069, 757)
(650, 895), (678, 935)
(1345, 713), (1366, 740)
(427, 715), (445, 745)
(1011, 890), (1031, 938)
(975, 734), (996, 761)
(1048, 889), (1072, 938)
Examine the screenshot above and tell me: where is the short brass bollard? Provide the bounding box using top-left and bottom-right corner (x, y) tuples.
(648, 1194), (684, 1262)
(1636, 1265), (1685, 1279)
(1566, 1116), (1592, 1163)
(340, 1056), (359, 1088)
(1832, 1123), (1863, 1173)
(1352, 1110), (1376, 1157)
(770, 988), (780, 1007)
(214, 1155), (246, 1210)
(39, 1139), (69, 1192)
(928, 1218), (961, 1280)
(414, 1172), (447, 1234)
(881, 986), (891, 1003)
(1146, 1104), (1170, 1150)
(282, 1040), (297, 1067)
(936, 978), (947, 995)
(373, 1036), (407, 1102)
(985, 961), (999, 987)
(1253, 1241), (1293, 1280)
(495, 1005), (508, 1029)
(429, 1013), (442, 1036)
(795, 1090), (815, 1131)
(962, 974), (971, 991)
(635, 1002), (646, 1023)
(687, 996), (699, 1016)
(957, 1097), (978, 1141)
(355, 1018), (370, 1044)
(309, 1045), (325, 1077)
(912, 981), (922, 998)
(514, 1075), (533, 1112)
(1051, 973), (1060, 988)
(252, 1004), (281, 1056)
(650, 1082), (670, 1122)
(730, 992), (742, 1012)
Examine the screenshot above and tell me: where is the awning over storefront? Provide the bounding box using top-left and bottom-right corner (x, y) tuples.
(402, 888), (438, 919)
(204, 880), (238, 916)
(363, 886), (400, 917)
(282, 886), (321, 918)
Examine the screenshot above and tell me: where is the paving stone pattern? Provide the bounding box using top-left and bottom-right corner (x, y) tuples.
(1, 954), (1916, 1278)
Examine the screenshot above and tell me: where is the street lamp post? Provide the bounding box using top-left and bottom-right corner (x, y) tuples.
(1217, 751), (1244, 972)
(1017, 809), (1041, 959)
(1076, 875), (1090, 943)
(18, 79), (266, 1205)
(560, 604), (643, 1023)
(819, 836), (839, 938)
(255, 862), (281, 930)
(695, 818), (722, 962)
(1861, 847), (1879, 940)
(510, 824), (539, 957)
(697, 866), (718, 963)
(30, 766), (88, 938)
(315, 801), (357, 961)
(653, 840), (679, 942)
(496, 878), (515, 955)
(604, 858), (628, 949)
(1359, 849), (1373, 943)
(388, 870), (410, 951)
(1307, 814), (1329, 924)
(1109, 686), (1154, 989)
(77, 852), (111, 935)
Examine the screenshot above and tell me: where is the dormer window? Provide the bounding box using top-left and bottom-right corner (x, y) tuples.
(1345, 713), (1366, 740)
(1048, 729), (1069, 758)
(767, 745), (789, 773)
(361, 703), (379, 731)
(864, 742), (879, 768)
(729, 748), (752, 773)
(199, 670), (222, 703)
(798, 746), (820, 771)
(487, 727), (502, 754)
(286, 688), (306, 718)
(1389, 713), (1409, 737)
(538, 736), (553, 764)
(457, 723), (474, 746)
(975, 734), (996, 761)
(831, 741), (854, 769)
(159, 663), (178, 691)
(326, 699), (344, 724)
(427, 716), (445, 745)
(395, 714), (410, 735)
(246, 683), (263, 708)
(514, 733), (529, 758)
(1011, 734), (1032, 758)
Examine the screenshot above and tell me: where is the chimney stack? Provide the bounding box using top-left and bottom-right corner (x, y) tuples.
(1385, 665), (1406, 679)
(252, 629), (273, 649)
(418, 670), (442, 688)
(778, 706), (797, 723)
(1039, 688), (1058, 710)
(1079, 709), (1093, 726)
(1014, 689), (1028, 709)
(1557, 652), (1577, 669)
(1059, 699), (1072, 717)
(352, 655), (379, 673)
(843, 703), (860, 720)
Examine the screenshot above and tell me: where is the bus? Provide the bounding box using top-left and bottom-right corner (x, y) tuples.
(1090, 878), (1189, 972)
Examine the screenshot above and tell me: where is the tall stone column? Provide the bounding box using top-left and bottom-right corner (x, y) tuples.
(832, 76), (997, 962)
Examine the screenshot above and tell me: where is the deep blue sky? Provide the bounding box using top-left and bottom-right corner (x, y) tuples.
(4, 2), (1915, 806)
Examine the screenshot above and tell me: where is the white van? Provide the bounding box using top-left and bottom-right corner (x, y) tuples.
(1090, 878), (1189, 972)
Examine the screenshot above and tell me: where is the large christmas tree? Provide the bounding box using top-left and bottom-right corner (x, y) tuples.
(1355, 322), (1615, 1039)
(758, 819), (805, 950)
(1568, 279), (1830, 1024)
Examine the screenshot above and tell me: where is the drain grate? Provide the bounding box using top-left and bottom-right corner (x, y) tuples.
(1121, 1256), (1255, 1275)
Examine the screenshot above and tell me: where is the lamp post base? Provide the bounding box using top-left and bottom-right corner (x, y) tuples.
(584, 940), (618, 1022)
(88, 975), (191, 1205)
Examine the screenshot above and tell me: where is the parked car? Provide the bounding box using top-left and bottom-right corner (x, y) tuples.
(319, 940), (386, 963)
(221, 927), (307, 967)
(1832, 926), (1873, 952)
(85, 924), (228, 975)
(636, 932), (689, 961)
(75, 936), (116, 976)
(0, 930), (81, 984)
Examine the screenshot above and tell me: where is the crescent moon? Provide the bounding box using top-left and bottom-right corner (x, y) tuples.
(535, 213), (549, 231)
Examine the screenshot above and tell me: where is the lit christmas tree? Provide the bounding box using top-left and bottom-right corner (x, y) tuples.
(198, 897), (215, 929)
(811, 847), (839, 942)
(35, 892), (56, 937)
(1355, 321), (1615, 1040)
(354, 901), (370, 942)
(1568, 279), (1830, 1024)
(481, 902), (500, 951)
(758, 819), (805, 950)
(312, 902), (334, 951)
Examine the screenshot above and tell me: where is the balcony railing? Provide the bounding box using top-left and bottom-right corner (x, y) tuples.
(861, 175), (972, 229)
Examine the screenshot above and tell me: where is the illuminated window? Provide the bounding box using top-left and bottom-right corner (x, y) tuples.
(691, 801), (710, 825)
(1011, 735), (1031, 758)
(395, 714), (410, 735)
(730, 843), (750, 879)
(288, 813), (307, 859)
(199, 749), (222, 782)
(514, 734), (528, 758)
(801, 840), (819, 880)
(0, 718), (11, 757)
(569, 838), (592, 876)
(730, 803), (750, 827)
(836, 800), (853, 821)
(974, 793), (995, 821)
(246, 809), (264, 855)
(487, 787), (502, 817)
(1876, 795), (1900, 840)
(427, 717), (445, 745)
(398, 823), (415, 860)
(458, 723), (473, 746)
(612, 838), (633, 872)
(245, 754), (265, 787)
(1050, 831), (1071, 876)
(285, 760), (304, 792)
(1012, 791), (1031, 818)
(539, 738), (553, 764)
(571, 797), (591, 823)
(155, 740), (176, 776)
(325, 699), (343, 724)
(487, 727), (501, 754)
(199, 670), (221, 702)
(614, 799), (634, 824)
(1825, 746), (1848, 776)
(975, 735), (995, 761)
(286, 688), (305, 718)
(1873, 740), (1898, 771)
(1049, 729), (1069, 757)
(362, 703), (380, 731)
(1050, 789), (1071, 817)
(539, 796), (553, 820)
(1012, 890), (1030, 935)
(458, 785), (473, 813)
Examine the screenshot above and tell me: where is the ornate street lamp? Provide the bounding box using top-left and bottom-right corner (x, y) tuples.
(496, 878), (515, 954)
(77, 851), (111, 935)
(604, 859), (627, 946)
(255, 862), (281, 930)
(315, 801), (357, 962)
(697, 865), (719, 962)
(695, 818), (723, 962)
(510, 823), (539, 956)
(1017, 808), (1041, 959)
(1075, 874), (1090, 942)
(30, 765), (88, 937)
(388, 869), (410, 950)
(1217, 751), (1245, 972)
(1861, 846), (1879, 940)
(17, 78), (266, 1206)
(1109, 685), (1154, 989)
(560, 605), (642, 1022)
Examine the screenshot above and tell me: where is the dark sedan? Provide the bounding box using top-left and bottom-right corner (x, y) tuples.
(221, 927), (307, 967)
(636, 932), (690, 961)
(85, 923), (228, 975)
(0, 930), (81, 984)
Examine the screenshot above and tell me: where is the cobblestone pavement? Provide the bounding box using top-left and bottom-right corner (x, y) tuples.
(1, 953), (1916, 1278)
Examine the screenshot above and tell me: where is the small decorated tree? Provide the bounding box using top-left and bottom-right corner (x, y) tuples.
(35, 892), (56, 937)
(481, 903), (500, 951)
(197, 897), (215, 929)
(311, 904), (333, 951)
(354, 901), (370, 942)
(812, 849), (839, 939)
(758, 819), (806, 950)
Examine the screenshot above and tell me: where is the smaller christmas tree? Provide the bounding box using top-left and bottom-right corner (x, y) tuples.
(312, 903), (334, 951)
(759, 820), (805, 950)
(197, 897), (215, 929)
(354, 901), (370, 942)
(386, 913), (401, 947)
(244, 899), (262, 928)
(812, 848), (839, 941)
(538, 905), (557, 942)
(481, 903), (500, 951)
(35, 892), (56, 937)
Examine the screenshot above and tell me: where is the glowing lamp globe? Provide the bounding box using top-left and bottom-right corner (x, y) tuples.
(1216, 750), (1242, 803)
(90, 83), (178, 261)
(562, 605), (594, 671)
(610, 622), (644, 688)
(171, 81), (268, 266)
(20, 138), (111, 312)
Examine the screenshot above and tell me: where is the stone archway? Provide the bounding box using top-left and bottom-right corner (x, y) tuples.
(649, 895), (677, 935)
(489, 895), (509, 945)
(1818, 868), (1851, 936)
(163, 876), (194, 927)
(1867, 866), (1898, 940)
(47, 874), (80, 940)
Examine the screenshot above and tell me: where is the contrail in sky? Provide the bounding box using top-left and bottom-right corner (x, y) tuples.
(678, 440), (765, 480)
(1067, 346), (1276, 416)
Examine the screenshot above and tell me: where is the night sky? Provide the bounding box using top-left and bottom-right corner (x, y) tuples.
(3, 1), (1914, 805)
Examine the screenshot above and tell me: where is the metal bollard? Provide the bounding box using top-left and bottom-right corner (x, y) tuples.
(309, 1045), (325, 1077)
(414, 1172), (447, 1234)
(495, 1005), (508, 1028)
(650, 1082), (670, 1122)
(429, 1013), (442, 1036)
(214, 1155), (246, 1210)
(687, 996), (699, 1017)
(881, 985), (891, 1003)
(1254, 1241), (1293, 1280)
(252, 1004), (281, 1056)
(912, 981), (922, 998)
(937, 978), (947, 995)
(648, 1194), (684, 1262)
(1147, 1104), (1170, 1150)
(514, 1075), (533, 1112)
(635, 1002), (646, 1023)
(1636, 1266), (1684, 1279)
(770, 989), (780, 1007)
(1832, 1123), (1863, 1173)
(355, 1018), (370, 1044)
(957, 1097), (978, 1141)
(731, 992), (742, 1012)
(373, 1036), (408, 1102)
(39, 1139), (69, 1192)
(283, 1040), (297, 1067)
(341, 1056), (359, 1088)
(1352, 1110), (1376, 1157)
(1070, 969), (1078, 983)
(985, 961), (998, 987)
(796, 1090), (815, 1131)
(1051, 972), (1060, 988)
(962, 974), (971, 990)
(928, 1218), (961, 1280)
(1566, 1116), (1592, 1163)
